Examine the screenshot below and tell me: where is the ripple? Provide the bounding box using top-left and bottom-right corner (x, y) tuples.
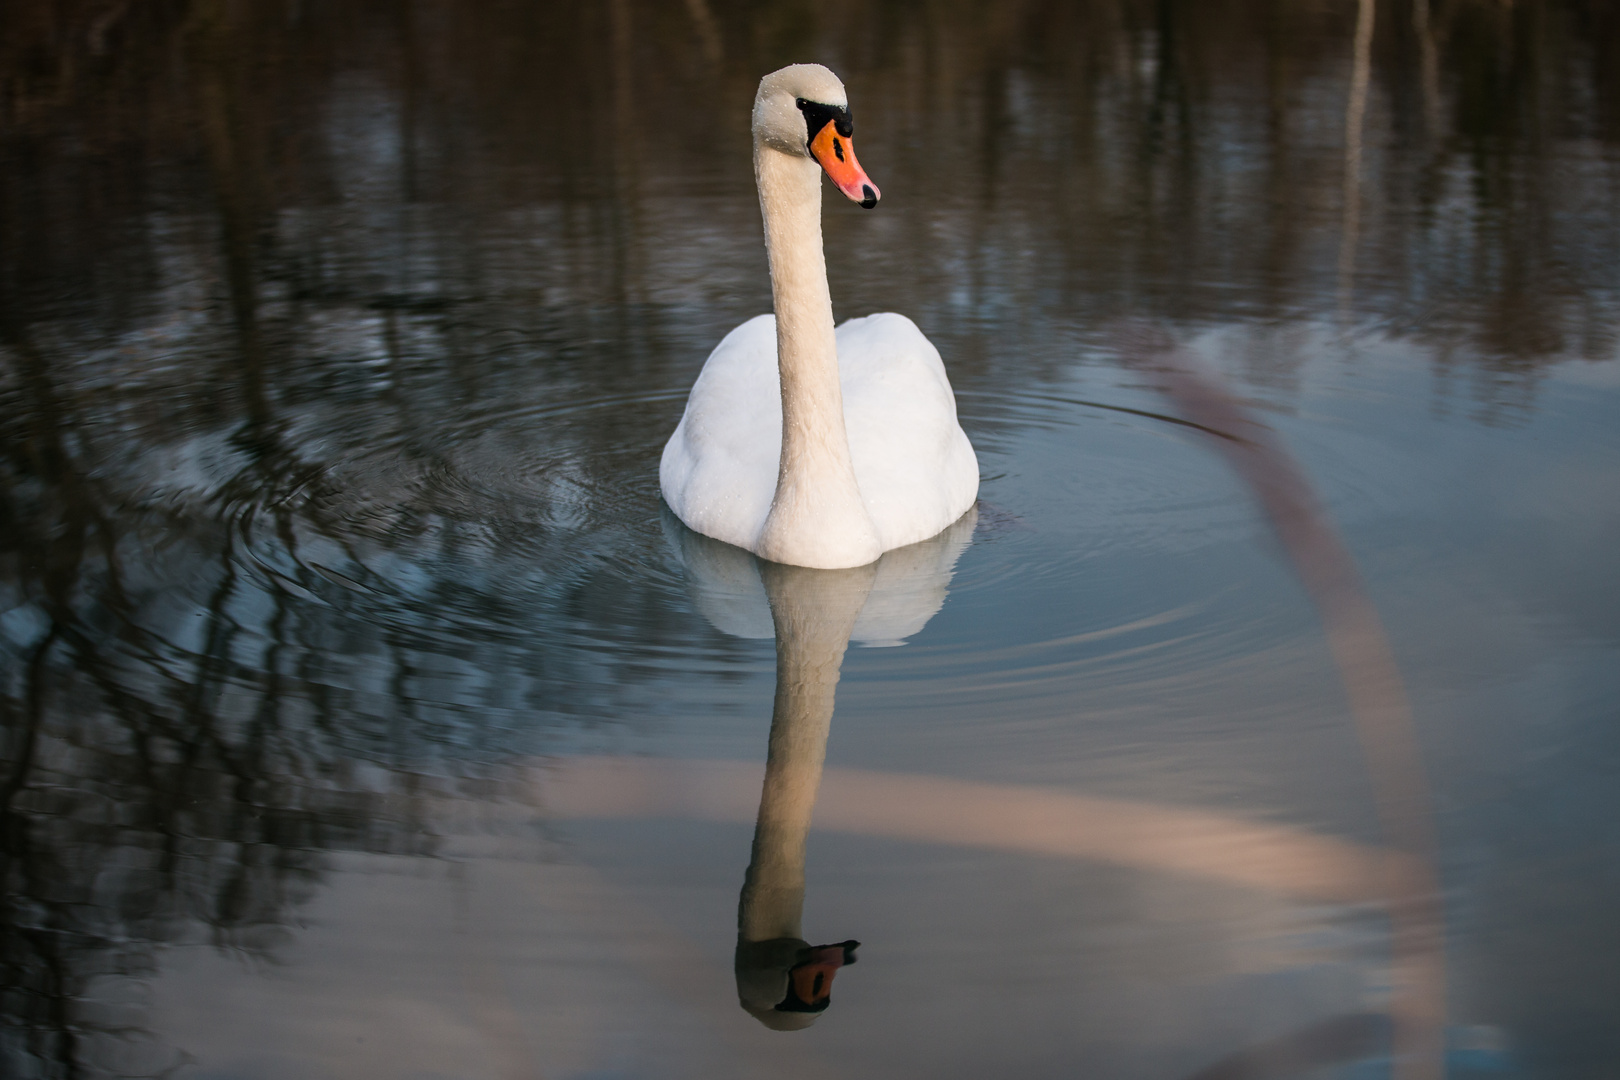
(145, 372), (1326, 748)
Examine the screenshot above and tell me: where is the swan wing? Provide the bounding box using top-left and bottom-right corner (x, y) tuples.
(838, 313), (979, 551)
(660, 314), (781, 551)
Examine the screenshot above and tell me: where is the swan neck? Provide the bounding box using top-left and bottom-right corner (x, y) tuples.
(753, 145), (880, 568)
(757, 146), (836, 368)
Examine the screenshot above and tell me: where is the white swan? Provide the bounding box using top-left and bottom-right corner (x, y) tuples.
(660, 64), (979, 570)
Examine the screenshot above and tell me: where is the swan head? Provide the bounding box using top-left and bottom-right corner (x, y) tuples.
(754, 64), (881, 209)
(735, 936), (861, 1030)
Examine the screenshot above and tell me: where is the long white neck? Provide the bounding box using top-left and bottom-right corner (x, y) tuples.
(752, 145), (882, 569)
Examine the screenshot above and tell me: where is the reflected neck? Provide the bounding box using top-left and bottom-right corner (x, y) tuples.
(737, 562), (875, 942)
(752, 145), (880, 569)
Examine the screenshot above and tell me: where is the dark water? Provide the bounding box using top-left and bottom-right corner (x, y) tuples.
(3, 2), (1618, 1077)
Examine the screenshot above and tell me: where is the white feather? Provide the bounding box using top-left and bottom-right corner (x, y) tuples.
(661, 312), (978, 557)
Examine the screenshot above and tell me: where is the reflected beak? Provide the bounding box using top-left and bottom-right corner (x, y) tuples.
(774, 941), (859, 1014)
(810, 121), (880, 209)
(786, 945), (850, 1008)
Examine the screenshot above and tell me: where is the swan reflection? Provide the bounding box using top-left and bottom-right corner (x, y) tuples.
(669, 508), (975, 1027)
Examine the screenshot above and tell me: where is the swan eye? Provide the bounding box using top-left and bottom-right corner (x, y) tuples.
(795, 97), (854, 146)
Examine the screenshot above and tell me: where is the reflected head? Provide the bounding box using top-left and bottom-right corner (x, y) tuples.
(735, 937), (860, 1030)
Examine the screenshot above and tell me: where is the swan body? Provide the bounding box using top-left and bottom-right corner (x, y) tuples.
(660, 64), (978, 569)
(661, 312), (978, 562)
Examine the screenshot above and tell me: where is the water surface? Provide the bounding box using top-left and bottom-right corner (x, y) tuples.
(2, 2), (1618, 1078)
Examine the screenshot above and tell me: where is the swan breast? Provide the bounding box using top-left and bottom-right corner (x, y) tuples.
(660, 313), (978, 556)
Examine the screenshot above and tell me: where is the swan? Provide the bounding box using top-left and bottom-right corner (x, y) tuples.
(660, 63), (979, 570)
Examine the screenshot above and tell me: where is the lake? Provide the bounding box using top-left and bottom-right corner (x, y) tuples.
(2, 2), (1617, 1078)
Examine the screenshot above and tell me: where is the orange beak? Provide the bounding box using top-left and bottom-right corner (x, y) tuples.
(809, 120), (880, 209)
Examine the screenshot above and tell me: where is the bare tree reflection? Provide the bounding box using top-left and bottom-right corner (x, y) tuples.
(0, 319), (428, 1076)
(1412, 0), (1442, 138)
(682, 0), (726, 67)
(1337, 0), (1375, 323)
(1, 1), (1613, 406)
